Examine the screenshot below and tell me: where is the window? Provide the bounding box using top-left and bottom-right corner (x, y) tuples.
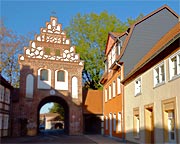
(169, 51), (180, 79)
(112, 81), (116, 97)
(108, 51), (112, 72)
(162, 99), (176, 143)
(168, 111), (176, 142)
(5, 88), (10, 103)
(40, 69), (48, 81)
(0, 114), (2, 129)
(154, 62), (165, 86)
(117, 41), (122, 55)
(112, 46), (116, 64)
(105, 89), (107, 102)
(0, 85), (4, 102)
(117, 76), (121, 94)
(3, 114), (9, 130)
(105, 116), (108, 130)
(109, 85), (112, 99)
(113, 113), (116, 131)
(57, 70), (65, 82)
(135, 78), (141, 96)
(55, 70), (68, 90)
(133, 108), (140, 138)
(117, 112), (121, 132)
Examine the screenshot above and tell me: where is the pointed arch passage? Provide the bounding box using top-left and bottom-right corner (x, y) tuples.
(37, 96), (69, 135)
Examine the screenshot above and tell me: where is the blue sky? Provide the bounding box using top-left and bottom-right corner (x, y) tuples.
(1, 0), (179, 113)
(1, 0), (180, 36)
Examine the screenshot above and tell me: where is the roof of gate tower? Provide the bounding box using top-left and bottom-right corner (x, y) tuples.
(19, 17), (83, 65)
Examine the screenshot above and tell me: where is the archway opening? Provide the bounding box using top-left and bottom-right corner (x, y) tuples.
(37, 96), (69, 135)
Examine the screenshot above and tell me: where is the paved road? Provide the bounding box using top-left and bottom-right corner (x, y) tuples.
(1, 130), (129, 144)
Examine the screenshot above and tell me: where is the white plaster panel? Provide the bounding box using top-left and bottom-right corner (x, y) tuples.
(37, 68), (51, 89)
(55, 70), (68, 90)
(124, 53), (180, 143)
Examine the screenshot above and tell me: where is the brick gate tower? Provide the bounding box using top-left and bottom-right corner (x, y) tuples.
(12, 17), (84, 136)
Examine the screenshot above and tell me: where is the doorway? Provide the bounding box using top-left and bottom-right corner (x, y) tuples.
(145, 105), (154, 143)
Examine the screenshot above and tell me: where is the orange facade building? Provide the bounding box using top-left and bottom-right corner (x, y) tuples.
(100, 32), (126, 139)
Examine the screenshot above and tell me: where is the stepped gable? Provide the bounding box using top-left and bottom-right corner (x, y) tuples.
(19, 17), (82, 64)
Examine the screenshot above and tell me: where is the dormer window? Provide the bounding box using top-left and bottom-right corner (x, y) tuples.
(112, 46), (116, 64)
(117, 41), (122, 55)
(40, 69), (48, 81)
(57, 70), (65, 82)
(108, 51), (112, 70)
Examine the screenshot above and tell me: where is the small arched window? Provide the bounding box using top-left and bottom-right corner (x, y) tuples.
(40, 69), (48, 81)
(57, 70), (65, 82)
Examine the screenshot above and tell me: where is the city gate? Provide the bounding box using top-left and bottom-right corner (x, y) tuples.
(12, 17), (84, 136)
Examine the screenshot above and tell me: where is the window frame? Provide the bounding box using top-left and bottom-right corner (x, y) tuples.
(105, 88), (107, 102)
(169, 51), (180, 80)
(112, 81), (116, 98)
(117, 112), (122, 132)
(117, 41), (123, 55)
(109, 85), (112, 100)
(154, 62), (165, 87)
(117, 76), (121, 95)
(135, 77), (142, 96)
(40, 69), (49, 81)
(57, 70), (65, 82)
(111, 45), (116, 64)
(0, 85), (4, 102)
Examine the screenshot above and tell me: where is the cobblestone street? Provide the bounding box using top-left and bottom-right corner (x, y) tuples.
(1, 130), (129, 144)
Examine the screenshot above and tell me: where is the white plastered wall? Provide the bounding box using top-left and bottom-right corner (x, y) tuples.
(124, 56), (180, 143)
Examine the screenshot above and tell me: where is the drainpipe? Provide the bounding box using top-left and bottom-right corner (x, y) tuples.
(115, 62), (125, 141)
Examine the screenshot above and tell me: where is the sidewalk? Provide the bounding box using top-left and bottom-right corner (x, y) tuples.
(85, 135), (130, 144)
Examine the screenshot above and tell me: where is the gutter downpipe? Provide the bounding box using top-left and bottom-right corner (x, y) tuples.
(115, 62), (125, 142)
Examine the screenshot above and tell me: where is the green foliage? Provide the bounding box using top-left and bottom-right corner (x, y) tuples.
(126, 13), (144, 26)
(48, 103), (64, 120)
(66, 11), (143, 89)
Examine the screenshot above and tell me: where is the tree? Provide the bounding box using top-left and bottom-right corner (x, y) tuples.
(48, 103), (64, 120)
(0, 20), (33, 87)
(126, 13), (144, 26)
(66, 11), (143, 89)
